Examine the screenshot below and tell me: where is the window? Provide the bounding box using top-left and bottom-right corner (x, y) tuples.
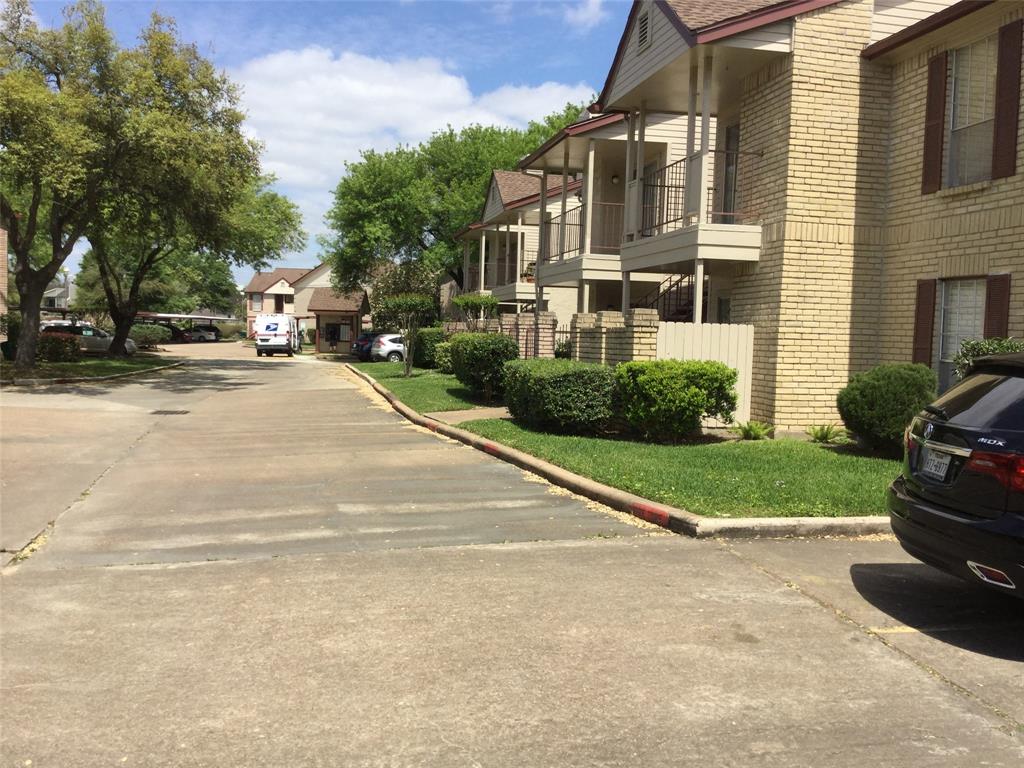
(934, 278), (986, 391)
(637, 11), (650, 50)
(284, 294), (294, 305)
(946, 36), (997, 187)
(251, 293), (262, 311)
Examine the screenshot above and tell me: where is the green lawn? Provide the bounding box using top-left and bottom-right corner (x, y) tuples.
(0, 355), (176, 382)
(351, 362), (489, 413)
(460, 419), (900, 518)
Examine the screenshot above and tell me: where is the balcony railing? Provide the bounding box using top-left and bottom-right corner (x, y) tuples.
(590, 201), (624, 255)
(543, 205), (583, 262)
(639, 151), (760, 238)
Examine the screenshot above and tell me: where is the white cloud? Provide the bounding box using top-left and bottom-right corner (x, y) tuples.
(563, 0), (609, 31)
(231, 46), (593, 258)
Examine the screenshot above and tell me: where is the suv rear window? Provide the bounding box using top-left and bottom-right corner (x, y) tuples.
(932, 370), (1024, 430)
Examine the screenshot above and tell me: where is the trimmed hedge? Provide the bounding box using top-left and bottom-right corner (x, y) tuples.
(503, 359), (616, 434)
(413, 327), (447, 368)
(129, 324), (172, 349)
(837, 363), (936, 452)
(614, 360), (738, 441)
(434, 340), (454, 374)
(954, 337), (1024, 379)
(449, 332), (518, 401)
(37, 333), (81, 362)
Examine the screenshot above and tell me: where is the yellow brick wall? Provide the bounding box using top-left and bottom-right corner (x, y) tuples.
(876, 2), (1024, 362)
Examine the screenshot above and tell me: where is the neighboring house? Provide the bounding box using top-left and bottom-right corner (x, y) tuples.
(42, 275), (74, 311)
(456, 170), (582, 324)
(519, 110), (701, 316)
(289, 262), (370, 350)
(589, 0), (1022, 429)
(242, 267), (311, 335)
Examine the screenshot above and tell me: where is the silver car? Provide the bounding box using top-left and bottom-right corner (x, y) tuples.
(370, 333), (405, 362)
(41, 322), (138, 355)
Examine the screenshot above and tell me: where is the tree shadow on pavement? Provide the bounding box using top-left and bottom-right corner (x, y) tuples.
(849, 563), (1024, 661)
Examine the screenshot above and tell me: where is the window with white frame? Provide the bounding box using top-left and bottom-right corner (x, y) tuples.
(933, 277), (986, 391)
(251, 293), (262, 311)
(946, 35), (997, 187)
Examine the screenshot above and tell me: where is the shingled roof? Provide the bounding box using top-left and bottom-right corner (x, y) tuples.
(242, 267), (312, 294)
(662, 0), (788, 31)
(491, 170), (563, 206)
(307, 288), (368, 314)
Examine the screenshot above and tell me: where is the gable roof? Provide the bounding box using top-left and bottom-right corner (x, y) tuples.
(518, 112), (626, 171)
(595, 0), (841, 109)
(289, 262), (330, 290)
(307, 287), (369, 314)
(491, 170), (562, 205)
(242, 267), (312, 293)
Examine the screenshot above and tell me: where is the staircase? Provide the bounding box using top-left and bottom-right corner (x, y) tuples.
(632, 274), (708, 322)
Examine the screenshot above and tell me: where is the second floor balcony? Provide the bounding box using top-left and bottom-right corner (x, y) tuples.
(541, 201), (625, 263)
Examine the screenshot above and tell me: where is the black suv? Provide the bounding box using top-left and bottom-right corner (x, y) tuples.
(888, 353), (1024, 598)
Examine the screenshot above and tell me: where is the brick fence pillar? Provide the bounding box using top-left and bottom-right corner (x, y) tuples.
(570, 313), (597, 362)
(596, 311), (625, 365)
(625, 308), (659, 362)
(535, 311), (557, 358)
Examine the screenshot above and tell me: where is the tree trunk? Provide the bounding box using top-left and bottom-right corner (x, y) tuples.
(403, 315), (417, 378)
(108, 309), (136, 356)
(14, 278), (47, 369)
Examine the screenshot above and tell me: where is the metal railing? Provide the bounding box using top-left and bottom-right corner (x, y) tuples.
(590, 201), (624, 254)
(633, 273), (709, 323)
(640, 158), (688, 236)
(543, 205), (583, 262)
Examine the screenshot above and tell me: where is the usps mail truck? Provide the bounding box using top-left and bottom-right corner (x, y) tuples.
(254, 314), (299, 357)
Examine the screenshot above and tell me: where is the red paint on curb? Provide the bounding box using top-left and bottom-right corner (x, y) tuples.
(630, 502), (671, 528)
(482, 442), (501, 456)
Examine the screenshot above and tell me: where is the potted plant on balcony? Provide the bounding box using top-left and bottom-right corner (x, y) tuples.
(520, 262), (535, 283)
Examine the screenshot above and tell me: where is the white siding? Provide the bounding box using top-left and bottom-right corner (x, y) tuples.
(870, 0), (957, 44)
(482, 181), (504, 223)
(606, 0), (691, 107)
(720, 21), (792, 52)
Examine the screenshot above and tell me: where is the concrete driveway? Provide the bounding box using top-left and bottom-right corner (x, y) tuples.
(2, 343), (1021, 766)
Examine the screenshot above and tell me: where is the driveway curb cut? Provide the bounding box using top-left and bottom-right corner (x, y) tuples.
(4, 360), (185, 387)
(346, 364), (892, 540)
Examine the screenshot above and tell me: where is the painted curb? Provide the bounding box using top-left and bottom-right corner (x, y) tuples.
(345, 364), (892, 540)
(4, 360), (185, 387)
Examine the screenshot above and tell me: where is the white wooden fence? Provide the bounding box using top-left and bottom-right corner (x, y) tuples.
(656, 322), (754, 423)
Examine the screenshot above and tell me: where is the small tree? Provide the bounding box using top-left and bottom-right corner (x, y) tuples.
(374, 293), (435, 377)
(452, 293), (499, 331)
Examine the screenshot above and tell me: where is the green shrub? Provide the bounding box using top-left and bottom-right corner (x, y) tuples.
(614, 360), (738, 441)
(452, 293), (499, 328)
(306, 328), (317, 345)
(37, 333), (81, 362)
(449, 332), (518, 401)
(554, 339), (571, 359)
(805, 423), (846, 444)
(503, 359), (616, 434)
(734, 421), (774, 440)
(413, 327), (447, 368)
(216, 322), (246, 340)
(434, 341), (454, 374)
(129, 324), (171, 349)
(954, 337), (1024, 379)
(837, 363), (936, 452)
(1, 312), (21, 360)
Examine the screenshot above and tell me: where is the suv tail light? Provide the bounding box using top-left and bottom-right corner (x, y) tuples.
(965, 452), (1024, 492)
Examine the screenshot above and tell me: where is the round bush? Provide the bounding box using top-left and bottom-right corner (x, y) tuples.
(434, 340), (454, 374)
(413, 327), (447, 368)
(504, 359), (616, 434)
(614, 360), (738, 441)
(448, 332), (519, 401)
(129, 324), (172, 349)
(37, 333), (81, 362)
(837, 363), (936, 451)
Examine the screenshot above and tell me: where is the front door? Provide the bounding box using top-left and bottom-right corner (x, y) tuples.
(275, 295), (285, 313)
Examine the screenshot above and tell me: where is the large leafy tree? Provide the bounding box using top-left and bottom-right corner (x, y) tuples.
(323, 103), (585, 294)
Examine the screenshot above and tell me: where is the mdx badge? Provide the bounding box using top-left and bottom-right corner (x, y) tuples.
(977, 437), (1007, 447)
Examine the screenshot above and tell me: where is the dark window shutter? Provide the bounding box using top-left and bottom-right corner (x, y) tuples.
(912, 279), (937, 364)
(984, 274), (1011, 338)
(922, 52), (948, 194)
(993, 20), (1023, 180)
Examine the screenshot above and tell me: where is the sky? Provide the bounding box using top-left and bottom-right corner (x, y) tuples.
(30, 0), (631, 286)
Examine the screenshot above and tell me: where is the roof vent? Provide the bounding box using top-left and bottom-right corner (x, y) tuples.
(637, 11), (650, 49)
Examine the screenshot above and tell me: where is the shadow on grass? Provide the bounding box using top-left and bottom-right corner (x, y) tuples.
(443, 386), (497, 408)
(823, 442), (903, 461)
(850, 562), (1024, 661)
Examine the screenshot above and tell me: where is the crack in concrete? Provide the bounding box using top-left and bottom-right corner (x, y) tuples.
(719, 540), (1024, 738)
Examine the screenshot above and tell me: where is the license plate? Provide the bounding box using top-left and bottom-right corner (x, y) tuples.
(920, 447), (952, 481)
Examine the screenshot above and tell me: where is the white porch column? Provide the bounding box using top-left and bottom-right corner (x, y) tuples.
(558, 142), (569, 259)
(535, 170), (548, 328)
(621, 271), (631, 311)
(699, 54), (713, 224)
(686, 62), (699, 221)
(489, 229), (500, 287)
(516, 212), (524, 281)
(504, 224), (512, 284)
(478, 234), (486, 293)
(624, 111), (635, 242)
(583, 138), (595, 256)
(577, 279), (591, 314)
(633, 101), (647, 239)
(463, 241), (470, 290)
(693, 259), (705, 325)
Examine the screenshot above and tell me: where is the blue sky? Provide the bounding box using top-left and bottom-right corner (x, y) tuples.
(32, 0), (630, 284)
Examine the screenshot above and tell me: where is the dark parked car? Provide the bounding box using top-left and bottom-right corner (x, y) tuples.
(888, 353), (1024, 599)
(352, 331), (384, 361)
